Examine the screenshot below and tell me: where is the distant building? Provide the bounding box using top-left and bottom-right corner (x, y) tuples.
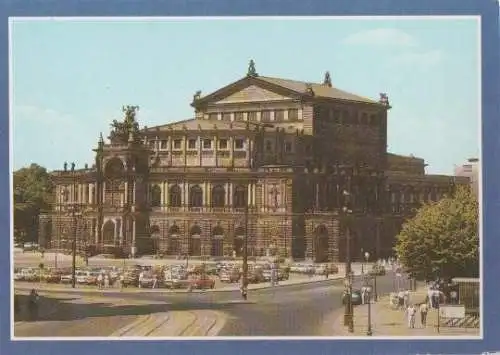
(38, 61), (470, 262)
(454, 158), (480, 196)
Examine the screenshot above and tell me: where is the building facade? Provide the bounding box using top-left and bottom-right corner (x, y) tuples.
(455, 158), (480, 197)
(39, 62), (469, 262)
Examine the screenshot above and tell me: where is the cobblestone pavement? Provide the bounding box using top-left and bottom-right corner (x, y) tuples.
(324, 287), (480, 337)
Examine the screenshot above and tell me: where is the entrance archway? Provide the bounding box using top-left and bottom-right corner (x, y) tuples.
(233, 226), (245, 257)
(102, 220), (115, 245)
(168, 224), (180, 255)
(314, 225), (329, 263)
(211, 225), (224, 257)
(189, 225), (202, 256)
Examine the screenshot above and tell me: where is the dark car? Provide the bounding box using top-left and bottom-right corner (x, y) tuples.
(123, 270), (140, 287)
(369, 265), (386, 276)
(342, 289), (363, 306)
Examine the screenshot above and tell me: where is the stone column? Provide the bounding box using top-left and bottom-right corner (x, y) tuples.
(207, 182), (212, 206)
(229, 136), (234, 166)
(114, 219), (118, 244)
(183, 182), (189, 209)
(252, 183), (256, 207)
(225, 182), (230, 206)
(132, 219), (136, 250)
(228, 183), (233, 207)
(164, 181), (169, 208)
(247, 184), (252, 207)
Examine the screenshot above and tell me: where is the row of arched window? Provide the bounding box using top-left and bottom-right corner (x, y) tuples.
(149, 184), (248, 208)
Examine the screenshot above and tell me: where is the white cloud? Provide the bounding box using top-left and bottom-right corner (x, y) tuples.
(13, 104), (76, 125)
(390, 50), (444, 71)
(343, 28), (419, 47)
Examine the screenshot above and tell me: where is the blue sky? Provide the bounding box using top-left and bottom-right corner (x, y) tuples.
(11, 17), (479, 174)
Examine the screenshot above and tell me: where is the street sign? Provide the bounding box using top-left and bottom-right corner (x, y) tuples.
(439, 305), (466, 319)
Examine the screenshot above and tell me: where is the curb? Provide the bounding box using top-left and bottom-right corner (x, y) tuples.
(14, 275), (347, 295)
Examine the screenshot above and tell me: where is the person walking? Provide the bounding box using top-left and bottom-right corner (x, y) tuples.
(152, 274), (158, 289)
(419, 302), (429, 327)
(119, 274), (125, 290)
(398, 290), (405, 310)
(406, 304), (417, 329)
(403, 290), (410, 309)
(97, 274), (103, 290)
(138, 271), (144, 288)
(104, 274), (110, 288)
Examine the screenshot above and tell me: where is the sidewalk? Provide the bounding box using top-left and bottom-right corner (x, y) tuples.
(327, 287), (480, 337)
(15, 273), (347, 294)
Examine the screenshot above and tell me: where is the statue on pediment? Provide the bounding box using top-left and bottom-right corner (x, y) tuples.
(306, 83), (315, 96)
(247, 59), (258, 77)
(193, 90), (202, 102)
(379, 93), (391, 108)
(323, 71), (332, 87)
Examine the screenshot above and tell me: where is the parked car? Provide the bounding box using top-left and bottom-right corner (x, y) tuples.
(75, 271), (89, 284)
(123, 270), (140, 287)
(45, 269), (64, 283)
(369, 265), (386, 276)
(342, 289), (363, 306)
(60, 272), (74, 284)
(190, 275), (215, 289)
(278, 268), (290, 281)
(139, 272), (160, 288)
(220, 269), (241, 283)
(247, 268), (265, 283)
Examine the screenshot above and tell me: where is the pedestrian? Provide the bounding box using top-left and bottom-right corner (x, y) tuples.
(450, 289), (458, 304)
(398, 290), (405, 310)
(97, 274), (103, 290)
(325, 268), (329, 279)
(28, 289), (39, 320)
(361, 286), (367, 305)
(152, 275), (158, 289)
(104, 274), (110, 288)
(138, 271), (144, 288)
(419, 302), (429, 327)
(431, 289), (440, 309)
(403, 290), (410, 309)
(119, 274), (125, 290)
(406, 304), (417, 329)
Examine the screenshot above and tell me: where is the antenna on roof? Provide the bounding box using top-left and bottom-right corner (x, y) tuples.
(323, 71), (332, 87)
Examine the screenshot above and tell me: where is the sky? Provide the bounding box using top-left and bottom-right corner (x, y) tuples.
(10, 17), (480, 175)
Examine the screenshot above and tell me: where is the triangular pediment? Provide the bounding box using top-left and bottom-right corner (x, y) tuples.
(215, 84), (295, 104)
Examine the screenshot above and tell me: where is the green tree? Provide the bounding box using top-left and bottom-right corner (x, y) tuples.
(13, 164), (53, 244)
(394, 185), (479, 281)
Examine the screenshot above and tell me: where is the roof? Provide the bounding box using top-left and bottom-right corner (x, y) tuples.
(194, 74), (382, 107)
(257, 76), (377, 104)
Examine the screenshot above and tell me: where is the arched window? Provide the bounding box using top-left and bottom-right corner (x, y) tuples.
(168, 224), (180, 236)
(169, 185), (182, 207)
(211, 185), (226, 208)
(233, 185), (247, 208)
(150, 185), (162, 207)
(189, 185), (203, 207)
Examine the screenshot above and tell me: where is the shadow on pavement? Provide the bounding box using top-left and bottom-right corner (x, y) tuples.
(14, 293), (251, 323)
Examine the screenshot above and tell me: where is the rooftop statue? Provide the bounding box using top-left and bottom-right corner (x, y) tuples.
(109, 105), (141, 143)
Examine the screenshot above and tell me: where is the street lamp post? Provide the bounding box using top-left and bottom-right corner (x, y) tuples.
(241, 198), (249, 300)
(361, 248), (365, 274)
(342, 178), (354, 333)
(367, 279), (373, 336)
